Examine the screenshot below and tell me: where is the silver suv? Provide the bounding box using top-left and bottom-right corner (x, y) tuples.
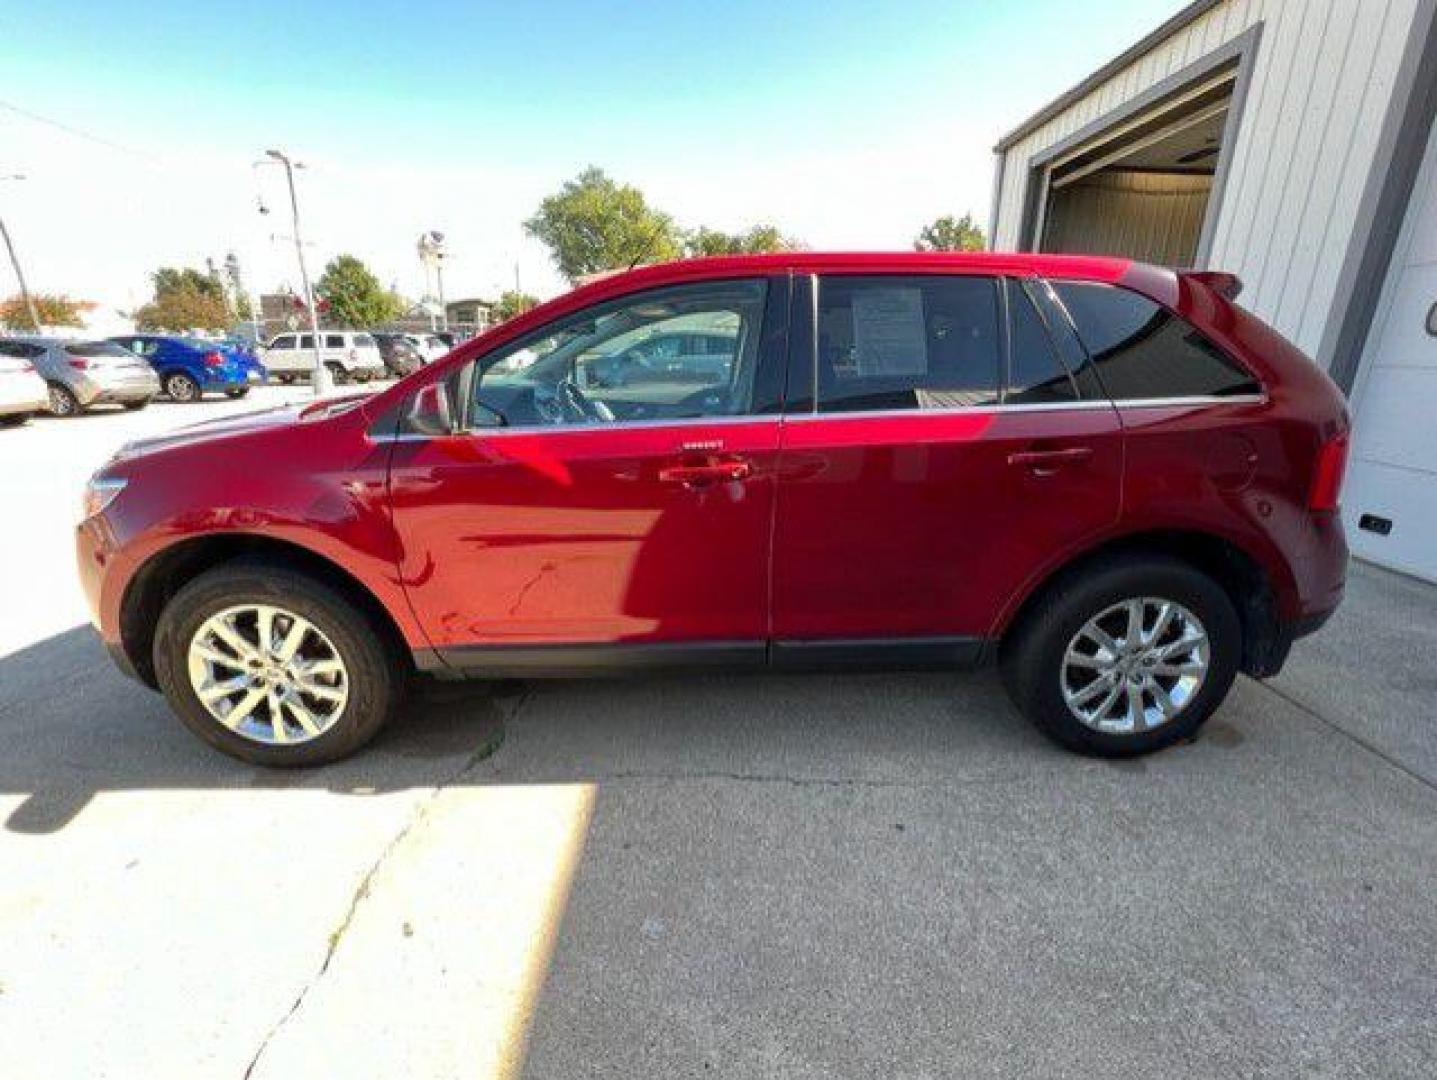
(0, 336), (159, 416)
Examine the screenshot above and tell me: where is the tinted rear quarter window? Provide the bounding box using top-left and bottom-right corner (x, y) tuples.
(66, 341), (136, 358)
(1051, 281), (1260, 399)
(1006, 283), (1078, 404)
(816, 275), (1000, 412)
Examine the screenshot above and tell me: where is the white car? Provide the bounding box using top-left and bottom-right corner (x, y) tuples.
(0, 344), (49, 426)
(403, 334), (450, 364)
(262, 332), (386, 384)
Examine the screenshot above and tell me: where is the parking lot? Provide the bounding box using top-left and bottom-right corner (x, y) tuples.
(2, 388), (1436, 1077)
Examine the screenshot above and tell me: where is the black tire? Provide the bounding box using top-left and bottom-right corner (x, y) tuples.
(1000, 554), (1240, 757)
(164, 372), (202, 402)
(122, 399), (150, 412)
(225, 387), (250, 399)
(278, 374), (295, 385)
(47, 383), (82, 417)
(325, 362), (349, 386)
(0, 412), (30, 427)
(153, 561), (403, 767)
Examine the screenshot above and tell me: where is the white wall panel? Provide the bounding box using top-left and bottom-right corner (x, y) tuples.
(991, 0), (1423, 361)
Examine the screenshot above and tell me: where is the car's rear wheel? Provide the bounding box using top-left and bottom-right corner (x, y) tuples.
(165, 372), (201, 402)
(325, 362), (349, 386)
(154, 562), (403, 766)
(277, 374), (295, 385)
(47, 384), (82, 417)
(225, 387), (250, 399)
(1000, 554), (1240, 757)
(0, 412), (31, 427)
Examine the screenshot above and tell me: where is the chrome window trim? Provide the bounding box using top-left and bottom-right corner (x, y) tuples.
(788, 394), (1267, 422)
(374, 394), (1270, 441)
(374, 413), (781, 442)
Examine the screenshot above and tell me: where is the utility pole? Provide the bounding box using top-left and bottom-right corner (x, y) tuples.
(264, 150), (331, 395)
(0, 175), (41, 331)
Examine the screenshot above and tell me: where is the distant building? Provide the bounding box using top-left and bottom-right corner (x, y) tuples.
(445, 298), (496, 337)
(258, 292), (303, 339)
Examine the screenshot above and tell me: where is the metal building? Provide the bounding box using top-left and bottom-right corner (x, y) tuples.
(989, 0), (1437, 582)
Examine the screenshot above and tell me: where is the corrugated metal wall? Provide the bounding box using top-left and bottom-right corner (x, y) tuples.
(991, 0), (1424, 363)
(1043, 172), (1213, 266)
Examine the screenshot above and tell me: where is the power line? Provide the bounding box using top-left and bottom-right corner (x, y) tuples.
(0, 98), (162, 164)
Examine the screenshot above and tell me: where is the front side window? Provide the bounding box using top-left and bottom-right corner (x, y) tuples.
(815, 275), (1000, 412)
(1051, 281), (1261, 400)
(470, 279), (768, 427)
(270, 335), (296, 350)
(353, 334), (376, 347)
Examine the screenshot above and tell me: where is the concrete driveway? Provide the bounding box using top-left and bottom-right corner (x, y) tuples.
(1, 390), (1435, 1078)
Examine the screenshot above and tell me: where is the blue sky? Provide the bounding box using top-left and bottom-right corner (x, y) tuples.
(2, 0), (1188, 307)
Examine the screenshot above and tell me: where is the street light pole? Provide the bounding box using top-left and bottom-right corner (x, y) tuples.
(0, 175), (41, 332)
(265, 150), (331, 396)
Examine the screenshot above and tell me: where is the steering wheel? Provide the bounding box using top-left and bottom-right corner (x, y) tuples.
(558, 378), (615, 423)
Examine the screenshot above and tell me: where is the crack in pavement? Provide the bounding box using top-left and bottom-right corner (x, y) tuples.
(1257, 679), (1437, 796)
(240, 689), (524, 1080)
(571, 768), (1043, 790)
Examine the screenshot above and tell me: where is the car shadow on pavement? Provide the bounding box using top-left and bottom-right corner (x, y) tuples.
(0, 624), (1047, 836)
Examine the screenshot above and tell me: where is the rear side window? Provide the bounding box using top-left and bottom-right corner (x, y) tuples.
(325, 334), (346, 348)
(299, 335), (315, 349)
(1006, 284), (1078, 404)
(1051, 281), (1260, 399)
(816, 275), (1000, 412)
(66, 341), (135, 358)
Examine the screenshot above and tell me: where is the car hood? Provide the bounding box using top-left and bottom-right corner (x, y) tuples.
(113, 395), (369, 461)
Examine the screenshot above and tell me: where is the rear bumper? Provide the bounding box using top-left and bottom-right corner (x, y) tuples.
(74, 373), (160, 405)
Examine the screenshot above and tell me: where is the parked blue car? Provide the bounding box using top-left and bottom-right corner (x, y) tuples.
(109, 335), (267, 402)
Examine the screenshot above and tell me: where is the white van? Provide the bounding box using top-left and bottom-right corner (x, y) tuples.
(263, 332), (387, 383)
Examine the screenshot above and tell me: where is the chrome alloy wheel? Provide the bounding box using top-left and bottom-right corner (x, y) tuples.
(1060, 597), (1209, 735)
(187, 604), (349, 745)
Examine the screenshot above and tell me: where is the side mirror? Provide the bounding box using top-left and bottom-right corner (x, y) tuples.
(407, 382), (454, 437)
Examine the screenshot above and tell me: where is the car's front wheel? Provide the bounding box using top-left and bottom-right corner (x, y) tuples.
(225, 387), (250, 399)
(154, 562), (403, 766)
(1001, 554), (1240, 757)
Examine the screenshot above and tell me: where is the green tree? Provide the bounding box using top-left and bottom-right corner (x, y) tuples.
(493, 290), (539, 323)
(133, 265), (229, 331)
(1, 294), (85, 331)
(525, 167), (681, 283)
(913, 213), (986, 252)
(684, 224), (801, 257)
(316, 254), (405, 328)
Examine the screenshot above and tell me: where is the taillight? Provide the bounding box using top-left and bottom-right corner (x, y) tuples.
(67, 358), (91, 370)
(203, 351), (224, 367)
(1308, 432), (1350, 512)
(20, 361), (35, 373)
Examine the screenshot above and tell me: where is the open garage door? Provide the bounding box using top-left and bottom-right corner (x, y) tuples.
(1031, 66), (1238, 268)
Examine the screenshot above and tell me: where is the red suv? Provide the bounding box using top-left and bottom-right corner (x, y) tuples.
(76, 253), (1349, 766)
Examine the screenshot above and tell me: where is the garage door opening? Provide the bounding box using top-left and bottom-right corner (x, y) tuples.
(1030, 65), (1239, 267)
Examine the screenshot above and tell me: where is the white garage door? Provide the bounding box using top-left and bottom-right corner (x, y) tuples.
(1345, 121), (1437, 582)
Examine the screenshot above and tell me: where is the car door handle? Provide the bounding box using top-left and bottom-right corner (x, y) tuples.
(1007, 447), (1093, 473)
(659, 460), (753, 486)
